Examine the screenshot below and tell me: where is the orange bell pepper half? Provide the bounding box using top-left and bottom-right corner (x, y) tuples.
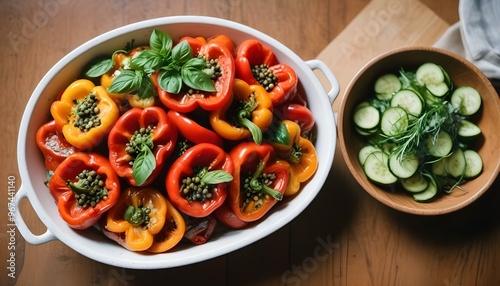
(105, 187), (167, 252)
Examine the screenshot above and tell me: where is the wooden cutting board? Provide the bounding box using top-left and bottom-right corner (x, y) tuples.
(316, 0), (451, 111)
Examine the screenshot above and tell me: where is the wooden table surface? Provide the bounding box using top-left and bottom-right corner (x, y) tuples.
(3, 0), (500, 285)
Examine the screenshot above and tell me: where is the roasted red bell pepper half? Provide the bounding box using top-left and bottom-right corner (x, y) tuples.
(165, 143), (233, 218)
(235, 39), (298, 105)
(104, 187), (167, 251)
(36, 120), (76, 172)
(213, 201), (248, 229)
(108, 107), (178, 186)
(184, 215), (218, 245)
(167, 110), (224, 156)
(228, 142), (289, 222)
(209, 78), (273, 144)
(277, 102), (315, 136)
(153, 41), (235, 113)
(48, 152), (120, 229)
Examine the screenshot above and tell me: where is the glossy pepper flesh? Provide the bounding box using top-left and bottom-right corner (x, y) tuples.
(235, 39), (298, 105)
(105, 187), (167, 252)
(228, 142), (289, 222)
(210, 78), (273, 144)
(167, 110), (224, 157)
(48, 152), (120, 229)
(50, 79), (119, 150)
(166, 143), (233, 218)
(36, 120), (76, 172)
(108, 107), (177, 186)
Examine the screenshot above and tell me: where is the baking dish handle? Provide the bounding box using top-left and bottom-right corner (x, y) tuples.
(15, 185), (57, 245)
(306, 59), (340, 105)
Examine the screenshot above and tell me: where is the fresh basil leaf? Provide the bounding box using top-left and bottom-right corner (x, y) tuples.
(85, 58), (113, 78)
(159, 70), (183, 94)
(201, 170), (233, 185)
(184, 57), (206, 70)
(271, 121), (291, 145)
(130, 49), (164, 73)
(108, 70), (142, 94)
(181, 67), (217, 92)
(172, 40), (193, 66)
(137, 74), (155, 99)
(150, 29), (172, 57)
(132, 145), (156, 186)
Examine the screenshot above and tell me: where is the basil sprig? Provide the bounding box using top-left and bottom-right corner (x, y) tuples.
(111, 29), (217, 97)
(84, 49), (127, 78)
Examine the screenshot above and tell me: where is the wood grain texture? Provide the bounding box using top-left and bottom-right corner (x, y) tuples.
(4, 1), (499, 286)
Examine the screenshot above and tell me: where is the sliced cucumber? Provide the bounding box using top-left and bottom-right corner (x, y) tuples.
(401, 172), (429, 193)
(390, 89), (424, 117)
(427, 82), (450, 97)
(354, 101), (371, 111)
(427, 131), (453, 157)
(431, 158), (447, 177)
(374, 73), (401, 100)
(363, 151), (398, 185)
(358, 145), (382, 165)
(445, 148), (466, 178)
(416, 62), (446, 86)
(388, 152), (419, 179)
(380, 107), (408, 136)
(450, 86), (482, 116)
(353, 105), (380, 130)
(458, 119), (481, 138)
(355, 126), (378, 136)
(463, 149), (483, 178)
(412, 174), (438, 202)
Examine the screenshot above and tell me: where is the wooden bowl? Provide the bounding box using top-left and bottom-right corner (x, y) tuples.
(338, 46), (500, 215)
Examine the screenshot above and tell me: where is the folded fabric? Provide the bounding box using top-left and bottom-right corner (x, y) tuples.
(434, 0), (500, 91)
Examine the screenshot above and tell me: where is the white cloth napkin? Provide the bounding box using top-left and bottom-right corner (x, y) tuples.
(434, 0), (500, 87)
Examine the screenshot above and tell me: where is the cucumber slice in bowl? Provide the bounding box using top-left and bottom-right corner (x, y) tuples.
(363, 151), (398, 185)
(358, 145), (382, 166)
(450, 86), (482, 116)
(401, 172), (429, 193)
(416, 62), (445, 86)
(388, 152), (419, 179)
(445, 148), (466, 178)
(390, 89), (424, 117)
(416, 62), (450, 97)
(427, 131), (453, 157)
(374, 73), (401, 100)
(353, 105), (380, 130)
(458, 119), (482, 142)
(380, 106), (408, 136)
(412, 173), (439, 202)
(463, 149), (483, 179)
